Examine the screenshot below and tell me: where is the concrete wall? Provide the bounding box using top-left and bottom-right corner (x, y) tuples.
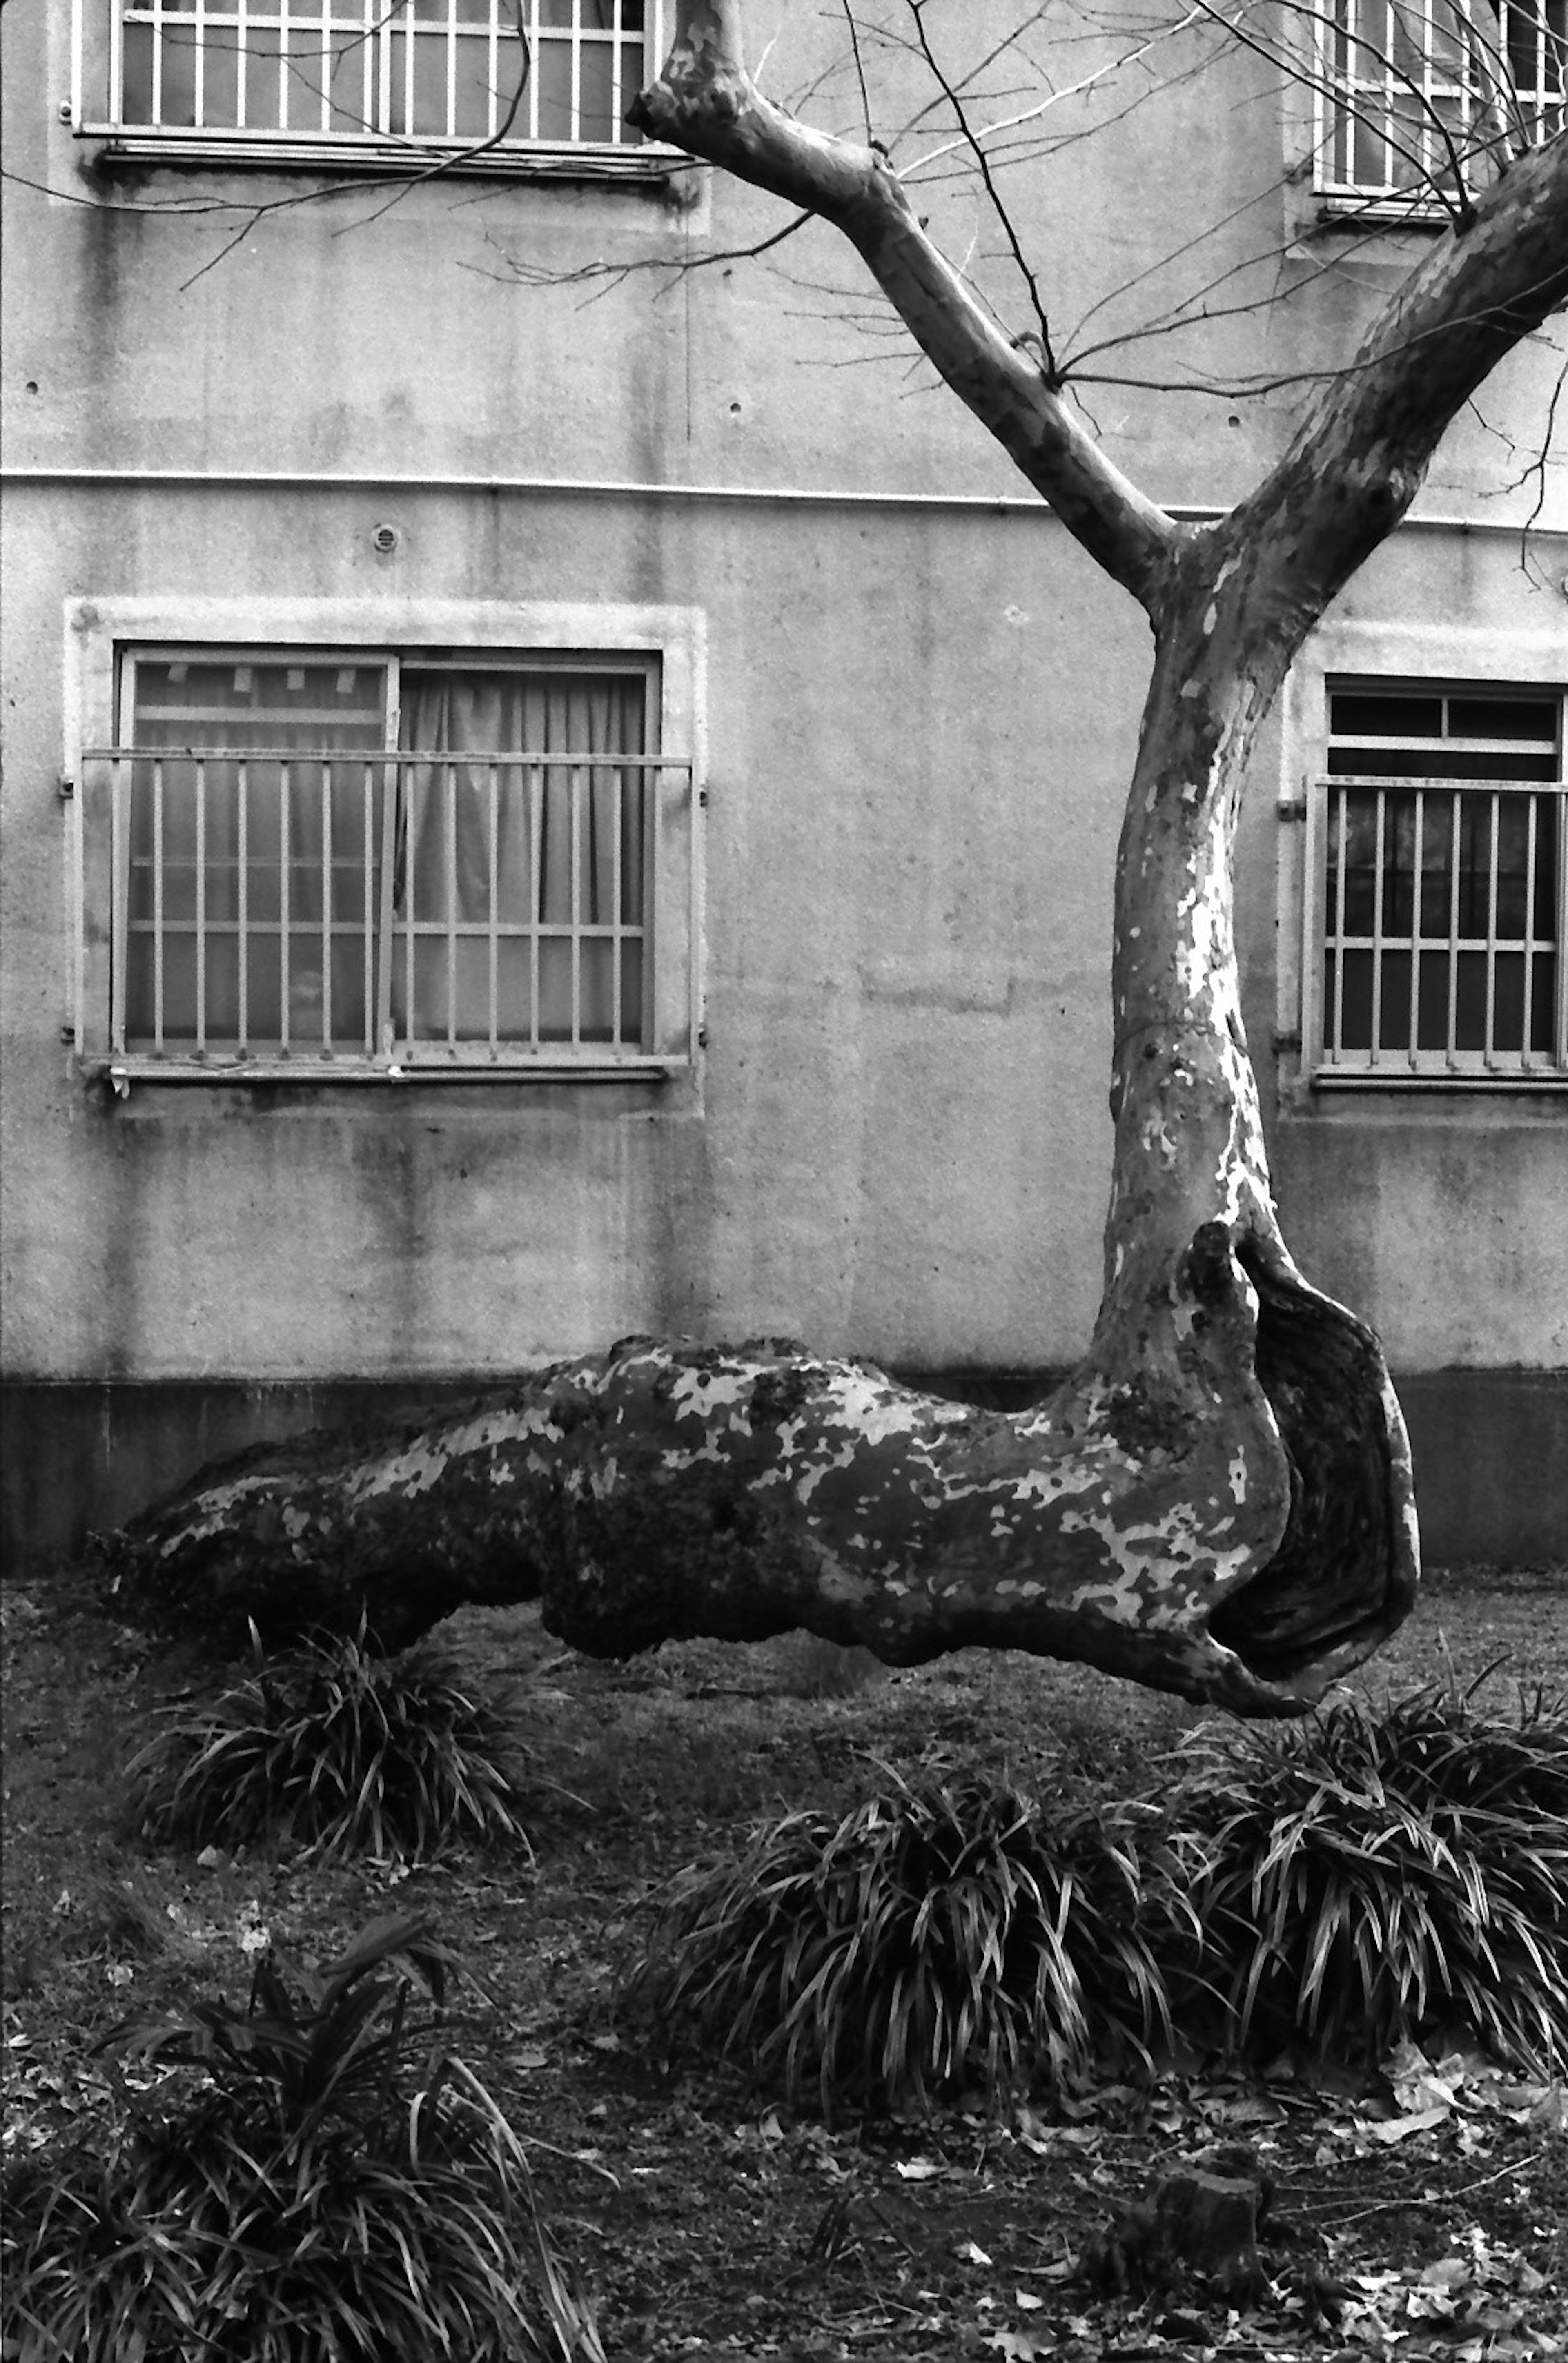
(3, 0), (1564, 1571)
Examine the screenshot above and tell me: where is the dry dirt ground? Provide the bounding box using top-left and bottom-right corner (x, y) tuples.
(4, 1561), (1566, 2361)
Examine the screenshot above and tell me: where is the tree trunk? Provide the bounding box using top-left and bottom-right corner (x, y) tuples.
(102, 543), (1416, 1717)
(98, 6), (1568, 1711)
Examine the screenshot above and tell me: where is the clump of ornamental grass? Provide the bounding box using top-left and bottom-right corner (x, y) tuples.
(126, 1616), (535, 1862)
(618, 1757), (1192, 2116)
(0, 1915), (604, 2363)
(1170, 1679), (1568, 2074)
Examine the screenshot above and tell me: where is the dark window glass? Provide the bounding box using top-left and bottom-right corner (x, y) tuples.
(1330, 692), (1443, 737)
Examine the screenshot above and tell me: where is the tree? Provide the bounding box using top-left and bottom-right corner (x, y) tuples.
(102, 0), (1568, 1714)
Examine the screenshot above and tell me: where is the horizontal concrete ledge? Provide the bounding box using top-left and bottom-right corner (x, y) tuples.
(0, 468), (1546, 541)
(2, 1365), (1563, 1581)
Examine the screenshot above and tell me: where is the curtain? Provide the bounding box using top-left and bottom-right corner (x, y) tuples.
(395, 668), (646, 1049)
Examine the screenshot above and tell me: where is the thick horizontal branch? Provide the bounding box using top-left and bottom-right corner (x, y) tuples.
(630, 0), (1181, 612)
(102, 1231), (1415, 1719)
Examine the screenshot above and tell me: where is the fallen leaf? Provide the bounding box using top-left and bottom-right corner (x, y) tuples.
(1421, 2258), (1472, 2288)
(958, 2239), (993, 2267)
(1386, 2040), (1460, 2117)
(895, 2158), (943, 2181)
(1205, 2093), (1285, 2126)
(1363, 2105), (1450, 2143)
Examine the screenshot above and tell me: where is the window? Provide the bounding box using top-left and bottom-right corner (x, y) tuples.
(1315, 0), (1565, 203)
(71, 1), (671, 169)
(79, 643), (696, 1076)
(1306, 682), (1568, 1082)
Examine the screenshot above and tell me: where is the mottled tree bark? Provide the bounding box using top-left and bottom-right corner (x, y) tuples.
(102, 7), (1568, 1714)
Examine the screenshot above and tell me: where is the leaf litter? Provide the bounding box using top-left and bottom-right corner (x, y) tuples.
(3, 1565), (1566, 2357)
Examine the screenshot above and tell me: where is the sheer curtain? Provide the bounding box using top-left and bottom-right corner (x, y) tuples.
(396, 667), (647, 1048)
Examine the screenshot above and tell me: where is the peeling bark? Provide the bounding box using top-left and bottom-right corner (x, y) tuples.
(104, 1285), (1410, 1716)
(101, 8), (1566, 1709)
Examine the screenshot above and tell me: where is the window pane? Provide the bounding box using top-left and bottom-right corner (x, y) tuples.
(535, 41), (574, 138)
(194, 22), (239, 126)
(1416, 949), (1450, 1049)
(124, 664), (388, 1050)
(1330, 692), (1444, 737)
(1377, 949), (1412, 1047)
(1447, 695), (1559, 742)
(131, 659), (388, 746)
(1327, 947), (1374, 1049)
(1417, 796), (1452, 935)
(575, 42), (617, 141)
(1379, 793), (1417, 933)
(1327, 792), (1380, 934)
(1531, 952), (1557, 1052)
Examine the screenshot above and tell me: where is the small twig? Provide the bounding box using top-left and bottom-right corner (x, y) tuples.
(1305, 2151), (1531, 2225)
(906, 0), (1060, 382)
(842, 0), (875, 147)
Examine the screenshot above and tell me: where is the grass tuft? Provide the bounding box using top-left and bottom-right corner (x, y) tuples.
(1171, 1679), (1568, 2073)
(125, 1617), (535, 1862)
(619, 1756), (1191, 2116)
(0, 1914), (604, 2363)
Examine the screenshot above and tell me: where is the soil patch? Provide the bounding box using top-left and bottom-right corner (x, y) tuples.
(4, 1563), (1565, 2359)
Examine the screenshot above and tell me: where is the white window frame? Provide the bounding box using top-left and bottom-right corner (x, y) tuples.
(64, 597), (704, 1085)
(1281, 621), (1568, 1092)
(1311, 0), (1565, 214)
(69, 0), (678, 176)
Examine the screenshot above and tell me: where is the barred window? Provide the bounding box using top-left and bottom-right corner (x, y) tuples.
(1309, 683), (1567, 1083)
(79, 644), (695, 1077)
(1316, 0), (1565, 202)
(71, 1), (670, 169)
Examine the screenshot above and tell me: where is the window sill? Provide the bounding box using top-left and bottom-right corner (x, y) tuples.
(89, 1055), (688, 1091)
(1304, 193), (1452, 233)
(1308, 1070), (1568, 1091)
(77, 129), (683, 183)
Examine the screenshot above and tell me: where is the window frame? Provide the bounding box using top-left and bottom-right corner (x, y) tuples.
(68, 0), (681, 178)
(1309, 0), (1565, 217)
(65, 597), (704, 1087)
(1283, 628), (1568, 1094)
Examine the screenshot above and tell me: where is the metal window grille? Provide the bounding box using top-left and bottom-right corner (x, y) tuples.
(74, 0), (668, 156)
(1315, 0), (1565, 198)
(82, 741), (691, 1070)
(1309, 686), (1568, 1080)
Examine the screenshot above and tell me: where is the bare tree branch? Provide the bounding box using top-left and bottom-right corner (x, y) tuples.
(1235, 128), (1568, 608)
(629, 0), (1183, 610)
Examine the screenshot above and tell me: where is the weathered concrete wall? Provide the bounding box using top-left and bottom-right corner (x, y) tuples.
(3, 486), (1135, 1391)
(1263, 531), (1568, 1379)
(3, 0), (1564, 1571)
